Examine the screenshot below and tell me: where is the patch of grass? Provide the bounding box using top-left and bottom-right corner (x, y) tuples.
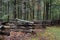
(46, 26), (60, 40)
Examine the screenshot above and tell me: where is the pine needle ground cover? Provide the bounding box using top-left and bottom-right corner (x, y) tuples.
(0, 26), (60, 40)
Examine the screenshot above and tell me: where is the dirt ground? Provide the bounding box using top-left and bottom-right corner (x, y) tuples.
(0, 29), (45, 40)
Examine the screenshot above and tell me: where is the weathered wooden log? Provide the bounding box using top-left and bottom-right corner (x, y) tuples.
(51, 19), (60, 26)
(0, 31), (10, 36)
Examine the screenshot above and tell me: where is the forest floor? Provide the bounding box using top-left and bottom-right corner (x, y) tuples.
(0, 26), (60, 40)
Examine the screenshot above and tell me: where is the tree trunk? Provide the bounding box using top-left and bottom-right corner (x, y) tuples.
(0, 0), (2, 18)
(13, 0), (16, 19)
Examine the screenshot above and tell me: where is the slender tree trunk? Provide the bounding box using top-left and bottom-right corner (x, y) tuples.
(22, 0), (26, 20)
(50, 0), (52, 20)
(18, 0), (22, 19)
(0, 0), (2, 18)
(40, 0), (44, 20)
(7, 1), (9, 22)
(13, 0), (16, 19)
